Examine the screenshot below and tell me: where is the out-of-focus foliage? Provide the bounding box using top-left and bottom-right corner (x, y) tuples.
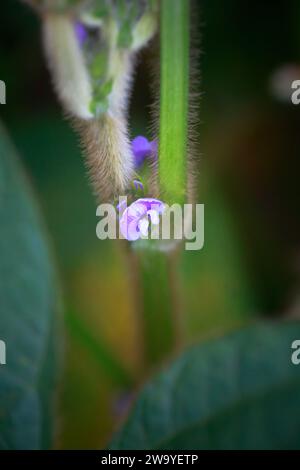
(1, 0), (300, 449)
(111, 322), (300, 450)
(0, 122), (59, 449)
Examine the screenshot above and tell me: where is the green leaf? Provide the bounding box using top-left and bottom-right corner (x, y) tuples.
(110, 322), (300, 450)
(0, 123), (59, 449)
(90, 79), (114, 117)
(90, 52), (108, 80)
(90, 5), (110, 19)
(117, 20), (133, 48)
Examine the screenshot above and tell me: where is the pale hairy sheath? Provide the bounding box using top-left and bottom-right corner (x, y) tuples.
(77, 115), (134, 202)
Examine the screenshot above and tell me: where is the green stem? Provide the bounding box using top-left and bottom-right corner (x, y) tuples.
(138, 249), (177, 367)
(159, 0), (190, 204)
(134, 0), (189, 369)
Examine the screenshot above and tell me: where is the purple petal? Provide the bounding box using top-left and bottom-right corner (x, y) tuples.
(147, 209), (160, 225)
(116, 199), (127, 213)
(132, 136), (152, 166)
(127, 202), (147, 218)
(74, 21), (88, 46)
(119, 209), (141, 241)
(135, 198), (165, 213)
(138, 218), (149, 237)
(119, 198), (165, 242)
(133, 179), (144, 192)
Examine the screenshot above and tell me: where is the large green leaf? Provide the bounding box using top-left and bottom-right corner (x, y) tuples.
(110, 322), (300, 450)
(0, 123), (59, 449)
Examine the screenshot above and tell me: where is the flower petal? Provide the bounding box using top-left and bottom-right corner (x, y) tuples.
(135, 198), (165, 213)
(138, 217), (150, 237)
(132, 136), (151, 167)
(147, 209), (160, 225)
(120, 212), (141, 241)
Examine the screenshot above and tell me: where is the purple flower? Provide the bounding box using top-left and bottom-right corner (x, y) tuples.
(116, 199), (127, 213)
(133, 179), (144, 192)
(74, 21), (88, 46)
(120, 198), (165, 241)
(132, 136), (158, 167)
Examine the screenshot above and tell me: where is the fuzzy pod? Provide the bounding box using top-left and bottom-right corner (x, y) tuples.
(42, 13), (93, 119)
(76, 113), (134, 201)
(79, 41), (136, 201)
(40, 5), (158, 202)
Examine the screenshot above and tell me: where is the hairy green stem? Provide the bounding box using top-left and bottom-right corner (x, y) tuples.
(136, 0), (190, 368)
(138, 250), (177, 367)
(159, 0), (190, 204)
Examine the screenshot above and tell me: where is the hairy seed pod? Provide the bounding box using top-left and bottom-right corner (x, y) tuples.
(76, 114), (134, 202)
(38, 3), (158, 202)
(43, 13), (93, 119)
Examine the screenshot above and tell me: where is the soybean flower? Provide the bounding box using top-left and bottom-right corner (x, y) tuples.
(74, 21), (88, 46)
(132, 136), (158, 167)
(119, 198), (165, 241)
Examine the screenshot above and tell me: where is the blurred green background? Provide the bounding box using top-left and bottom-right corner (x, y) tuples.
(1, 0), (300, 448)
